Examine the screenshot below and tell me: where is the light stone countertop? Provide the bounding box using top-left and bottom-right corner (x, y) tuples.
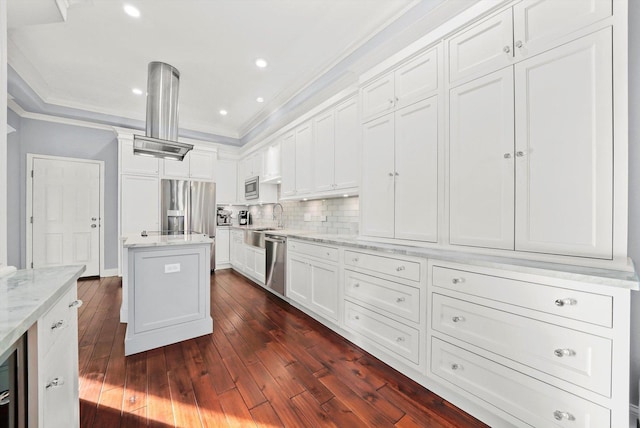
(122, 233), (214, 248)
(0, 265), (85, 357)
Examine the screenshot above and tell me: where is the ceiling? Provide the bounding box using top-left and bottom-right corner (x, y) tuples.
(7, 0), (466, 146)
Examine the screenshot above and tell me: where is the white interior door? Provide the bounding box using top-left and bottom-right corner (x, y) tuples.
(32, 157), (100, 276)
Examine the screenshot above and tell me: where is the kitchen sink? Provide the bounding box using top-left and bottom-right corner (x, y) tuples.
(244, 229), (268, 248)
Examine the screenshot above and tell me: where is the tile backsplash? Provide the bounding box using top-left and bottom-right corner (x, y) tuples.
(223, 197), (360, 234)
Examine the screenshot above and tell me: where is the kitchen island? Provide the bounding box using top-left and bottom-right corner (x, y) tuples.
(121, 233), (213, 356)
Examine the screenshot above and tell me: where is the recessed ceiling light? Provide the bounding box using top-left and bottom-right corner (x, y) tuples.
(256, 97), (264, 103)
(132, 88), (143, 95)
(219, 110), (228, 116)
(123, 4), (140, 18)
(255, 58), (268, 68)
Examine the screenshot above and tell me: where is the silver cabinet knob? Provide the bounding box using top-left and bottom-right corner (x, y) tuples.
(354, 315), (360, 320)
(352, 258), (359, 263)
(326, 252), (331, 256)
(91, 224), (97, 228)
(503, 45), (511, 53)
(504, 153), (512, 159)
(554, 348), (576, 358)
(396, 266), (405, 271)
(394, 172), (399, 176)
(50, 320), (64, 330)
(388, 99), (394, 106)
(396, 336), (405, 342)
(516, 151), (526, 157)
(396, 297), (405, 303)
(395, 97), (399, 103)
(91, 217), (97, 221)
(353, 283), (360, 288)
(46, 378), (65, 389)
(451, 277), (465, 285)
(68, 299), (83, 309)
(553, 410), (575, 421)
(515, 40), (523, 48)
(451, 363), (460, 370)
(452, 316), (465, 323)
(555, 298), (577, 307)
(388, 172), (394, 177)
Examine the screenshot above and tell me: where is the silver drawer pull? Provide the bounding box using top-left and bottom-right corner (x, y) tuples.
(554, 348), (576, 358)
(396, 266), (405, 272)
(352, 258), (359, 262)
(353, 283), (360, 288)
(50, 320), (64, 330)
(396, 297), (405, 303)
(451, 277), (465, 285)
(396, 336), (405, 342)
(554, 298), (577, 307)
(451, 316), (465, 323)
(68, 299), (83, 309)
(354, 315), (360, 320)
(451, 363), (461, 371)
(553, 410), (575, 421)
(46, 378), (65, 389)
(503, 45), (511, 53)
(326, 252), (331, 256)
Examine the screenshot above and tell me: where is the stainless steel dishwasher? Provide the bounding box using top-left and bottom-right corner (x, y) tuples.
(265, 235), (286, 297)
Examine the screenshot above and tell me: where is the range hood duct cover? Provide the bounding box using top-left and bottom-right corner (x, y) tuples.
(133, 62), (193, 161)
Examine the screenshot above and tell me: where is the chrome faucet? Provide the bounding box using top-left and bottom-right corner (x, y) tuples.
(272, 203), (284, 228)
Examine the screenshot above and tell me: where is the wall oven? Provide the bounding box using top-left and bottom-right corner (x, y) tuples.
(244, 176), (259, 200)
(0, 335), (26, 428)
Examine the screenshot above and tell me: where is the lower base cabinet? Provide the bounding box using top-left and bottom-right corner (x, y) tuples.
(215, 227), (231, 269)
(230, 229), (266, 285)
(28, 285), (81, 428)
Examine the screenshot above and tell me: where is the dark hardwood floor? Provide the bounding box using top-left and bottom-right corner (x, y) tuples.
(76, 269), (488, 427)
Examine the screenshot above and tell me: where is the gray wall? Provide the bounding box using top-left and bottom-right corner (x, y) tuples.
(6, 116), (118, 271)
(628, 0), (640, 406)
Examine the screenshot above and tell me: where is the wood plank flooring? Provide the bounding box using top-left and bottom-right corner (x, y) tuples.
(77, 270), (488, 427)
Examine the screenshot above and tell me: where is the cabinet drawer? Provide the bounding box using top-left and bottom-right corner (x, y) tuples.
(344, 270), (420, 323)
(38, 286), (81, 356)
(289, 240), (338, 262)
(432, 265), (612, 327)
(432, 294), (611, 396)
(431, 337), (610, 428)
(344, 250), (420, 282)
(344, 301), (420, 364)
(41, 334), (80, 428)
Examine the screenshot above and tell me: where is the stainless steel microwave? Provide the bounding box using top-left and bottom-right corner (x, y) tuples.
(245, 176), (259, 200)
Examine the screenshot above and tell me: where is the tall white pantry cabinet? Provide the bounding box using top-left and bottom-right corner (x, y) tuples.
(353, 0), (633, 427)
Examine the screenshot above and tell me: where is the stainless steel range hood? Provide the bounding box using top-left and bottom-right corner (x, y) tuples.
(133, 62), (193, 161)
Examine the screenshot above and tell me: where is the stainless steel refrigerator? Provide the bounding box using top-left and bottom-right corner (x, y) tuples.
(161, 179), (216, 271)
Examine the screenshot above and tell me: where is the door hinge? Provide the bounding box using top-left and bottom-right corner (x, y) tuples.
(31, 262), (33, 268)
(30, 216), (33, 224)
(31, 170), (34, 178)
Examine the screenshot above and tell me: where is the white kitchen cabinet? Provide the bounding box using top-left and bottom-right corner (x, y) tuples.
(241, 151), (264, 180)
(28, 286), (81, 428)
(449, 68), (515, 250)
(244, 245), (266, 284)
(294, 121), (313, 195)
(230, 229), (244, 270)
(120, 174), (160, 236)
(313, 96), (360, 194)
(163, 148), (216, 181)
(120, 137), (159, 175)
(262, 143), (281, 183)
(448, 0), (611, 84)
(361, 97), (439, 242)
(280, 131), (296, 197)
(215, 227), (230, 269)
(449, 30), (613, 258)
(287, 240), (339, 322)
(361, 48), (438, 122)
(214, 159), (237, 205)
(514, 29), (612, 258)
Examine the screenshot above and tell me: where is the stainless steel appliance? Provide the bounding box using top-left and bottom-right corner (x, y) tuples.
(0, 335), (26, 428)
(265, 235), (286, 297)
(216, 207), (232, 226)
(238, 210), (249, 225)
(244, 176), (259, 200)
(161, 179), (216, 270)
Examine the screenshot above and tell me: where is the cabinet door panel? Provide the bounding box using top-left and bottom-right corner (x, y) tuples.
(514, 29), (612, 258)
(295, 122), (313, 194)
(313, 110), (336, 192)
(310, 261), (339, 321)
(215, 159), (237, 204)
(121, 138), (159, 175)
(334, 97), (360, 190)
(121, 175), (159, 235)
(288, 256), (311, 305)
(281, 132), (296, 197)
(395, 48), (438, 108)
(513, 0), (611, 59)
(395, 97), (438, 242)
(361, 115), (395, 238)
(189, 150), (216, 181)
(449, 69), (515, 249)
(361, 74), (395, 121)
(163, 153), (191, 178)
(215, 228), (230, 267)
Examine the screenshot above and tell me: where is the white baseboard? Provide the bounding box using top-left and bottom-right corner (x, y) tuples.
(101, 268), (119, 277)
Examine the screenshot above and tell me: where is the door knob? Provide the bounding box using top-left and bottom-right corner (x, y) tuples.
(91, 217), (97, 221)
(91, 224), (97, 228)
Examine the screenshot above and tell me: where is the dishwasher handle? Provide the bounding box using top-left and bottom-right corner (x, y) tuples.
(265, 236), (286, 244)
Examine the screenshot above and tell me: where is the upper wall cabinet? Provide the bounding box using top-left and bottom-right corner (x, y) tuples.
(120, 137), (159, 175)
(215, 158), (237, 205)
(163, 148), (216, 181)
(280, 131), (296, 198)
(278, 122), (313, 198)
(361, 47), (438, 122)
(262, 143), (281, 183)
(448, 0), (611, 84)
(313, 96), (360, 194)
(241, 151), (264, 181)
